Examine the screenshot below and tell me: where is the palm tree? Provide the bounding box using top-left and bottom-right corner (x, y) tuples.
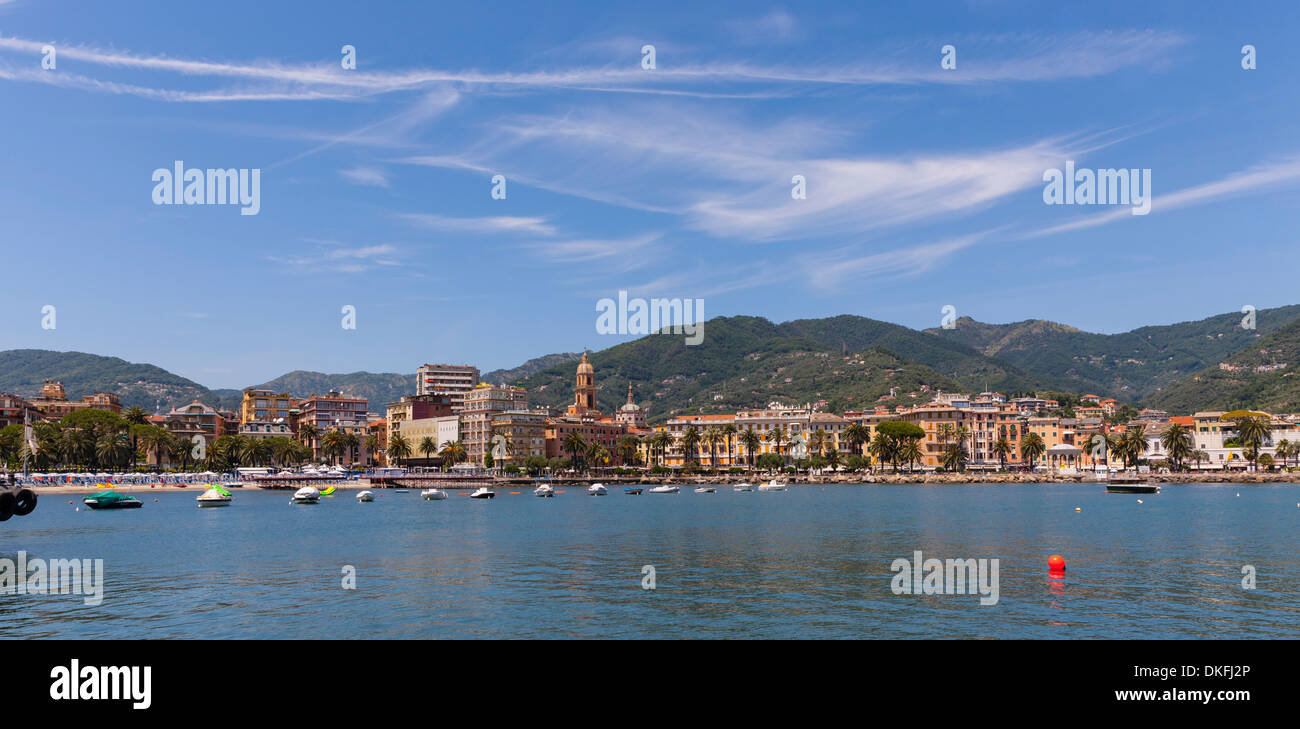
(868, 432), (894, 473)
(563, 431), (587, 471)
(808, 428), (828, 460)
(720, 423), (738, 468)
(739, 427), (761, 470)
(898, 437), (922, 473)
(825, 447), (841, 472)
(588, 443), (611, 471)
(298, 422), (320, 459)
(418, 436), (438, 463)
(439, 440), (467, 468)
(1276, 439), (1292, 469)
(844, 423), (870, 457)
(992, 437), (1012, 470)
(766, 425), (787, 466)
(649, 430), (673, 468)
(1233, 416), (1272, 471)
(321, 430), (346, 466)
(1160, 423), (1194, 471)
(1020, 432), (1046, 470)
(1082, 432), (1113, 470)
(364, 434), (382, 466)
(95, 433), (132, 470)
(681, 425), (701, 467)
(1191, 449), (1209, 471)
(942, 441), (969, 472)
(342, 431), (359, 466)
(703, 426), (723, 470)
(616, 436), (640, 467)
(387, 433), (412, 466)
(1118, 425), (1150, 471)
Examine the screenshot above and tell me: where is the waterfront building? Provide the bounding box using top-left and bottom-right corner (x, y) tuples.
(239, 389), (297, 424)
(614, 383), (647, 429)
(162, 401), (229, 445)
(488, 410), (549, 465)
(460, 383), (528, 466)
(661, 414), (736, 467)
(386, 393), (456, 436)
(29, 380), (122, 417)
(808, 412), (851, 456)
(237, 420), (293, 440)
(397, 415), (460, 466)
(734, 403), (811, 460)
(367, 418), (387, 466)
(298, 390), (370, 432)
(415, 364), (479, 411)
(0, 393), (43, 428)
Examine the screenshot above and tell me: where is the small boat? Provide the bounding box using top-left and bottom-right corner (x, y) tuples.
(83, 490), (142, 510)
(694, 486), (716, 493)
(196, 484), (233, 507)
(421, 488), (448, 500)
(757, 480), (787, 492)
(469, 487), (496, 499)
(222, 481), (244, 489)
(587, 483), (608, 496)
(534, 484), (555, 497)
(1105, 474), (1161, 494)
(734, 483), (753, 492)
(647, 485), (679, 494)
(290, 486), (320, 504)
(356, 490), (375, 502)
(393, 488), (411, 494)
(624, 487), (643, 495)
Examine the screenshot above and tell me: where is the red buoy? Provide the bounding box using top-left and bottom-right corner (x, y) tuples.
(1048, 554), (1066, 572)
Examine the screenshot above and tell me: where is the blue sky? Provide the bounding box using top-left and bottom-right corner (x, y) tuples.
(1, 0), (1298, 390)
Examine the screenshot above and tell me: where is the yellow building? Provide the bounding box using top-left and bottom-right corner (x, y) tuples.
(240, 388), (296, 424)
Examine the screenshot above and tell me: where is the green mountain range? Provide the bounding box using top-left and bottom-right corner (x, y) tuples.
(512, 315), (1018, 421)
(4, 305), (1300, 420)
(924, 304), (1300, 400)
(1146, 317), (1300, 413)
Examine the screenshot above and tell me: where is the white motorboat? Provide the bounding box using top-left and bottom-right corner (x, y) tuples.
(196, 485), (232, 507)
(290, 486), (320, 504)
(534, 484), (555, 497)
(421, 488), (448, 500)
(647, 485), (679, 494)
(356, 490), (375, 502)
(587, 483), (608, 496)
(469, 487), (496, 499)
(733, 483), (753, 492)
(757, 480), (787, 492)
(694, 486), (716, 493)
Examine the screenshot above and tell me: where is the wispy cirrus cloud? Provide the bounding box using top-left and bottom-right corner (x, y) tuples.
(339, 166), (390, 188)
(398, 213), (558, 237)
(0, 29), (1188, 103)
(267, 241), (403, 273)
(807, 232), (996, 292)
(1024, 154), (1300, 238)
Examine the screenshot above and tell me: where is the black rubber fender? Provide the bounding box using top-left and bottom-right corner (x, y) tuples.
(0, 490), (15, 521)
(13, 488), (36, 516)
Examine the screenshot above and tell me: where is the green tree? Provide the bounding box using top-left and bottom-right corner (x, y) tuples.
(1020, 432), (1046, 469)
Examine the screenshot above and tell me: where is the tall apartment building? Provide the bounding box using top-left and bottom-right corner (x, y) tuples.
(459, 383), (527, 465)
(415, 364), (479, 411)
(239, 389), (298, 424)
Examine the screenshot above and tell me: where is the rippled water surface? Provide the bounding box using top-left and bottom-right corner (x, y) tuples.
(2, 483), (1297, 639)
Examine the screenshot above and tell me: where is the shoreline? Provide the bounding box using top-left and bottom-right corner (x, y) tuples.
(26, 471), (1300, 493)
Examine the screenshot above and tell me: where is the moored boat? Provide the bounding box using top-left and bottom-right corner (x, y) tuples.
(196, 484), (233, 507)
(83, 490), (142, 510)
(469, 487), (496, 499)
(1105, 473), (1161, 494)
(757, 480), (787, 492)
(647, 485), (679, 494)
(290, 486), (320, 504)
(624, 487), (643, 495)
(421, 488), (448, 500)
(587, 483), (608, 496)
(734, 483), (753, 492)
(356, 490), (375, 502)
(694, 486), (715, 493)
(534, 484), (555, 497)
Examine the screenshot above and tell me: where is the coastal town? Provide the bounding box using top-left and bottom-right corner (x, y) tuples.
(2, 352), (1297, 481)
